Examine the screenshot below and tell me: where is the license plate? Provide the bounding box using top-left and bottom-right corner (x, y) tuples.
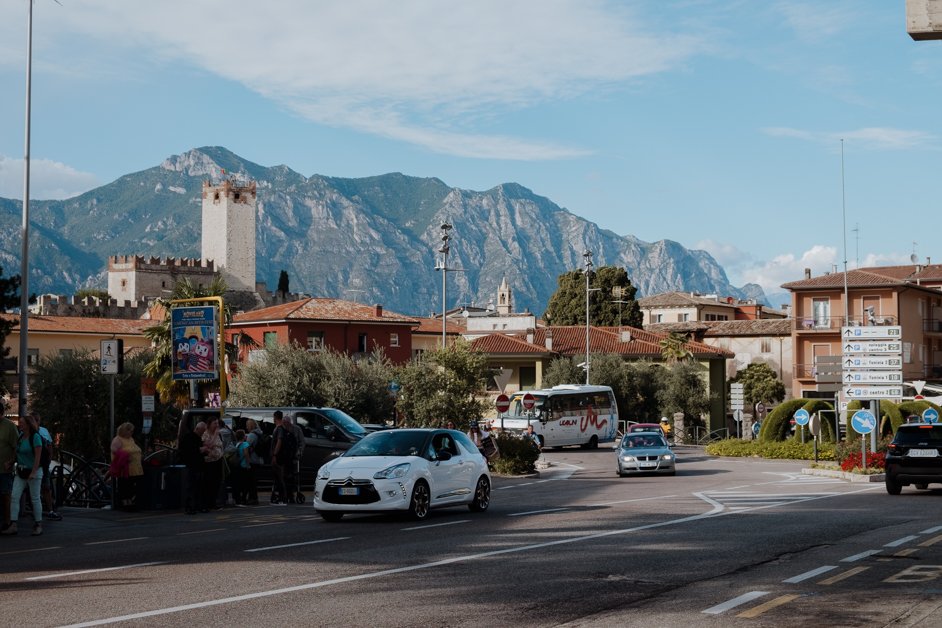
(908, 449), (939, 458)
(639, 461), (657, 468)
(339, 487), (360, 496)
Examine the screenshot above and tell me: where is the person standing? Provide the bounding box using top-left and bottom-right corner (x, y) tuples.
(283, 415), (304, 503)
(35, 414), (62, 521)
(232, 429), (251, 505)
(0, 413), (18, 534)
(178, 420), (205, 515)
(244, 419), (263, 505)
(269, 411), (289, 505)
(524, 423), (542, 451)
(2, 416), (43, 536)
(110, 423), (143, 511)
(200, 417), (224, 511)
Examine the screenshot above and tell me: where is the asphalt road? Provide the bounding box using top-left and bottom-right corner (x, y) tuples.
(2, 446), (942, 628)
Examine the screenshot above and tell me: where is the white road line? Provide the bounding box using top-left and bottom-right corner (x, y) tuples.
(783, 566), (837, 583)
(588, 495), (677, 508)
(507, 507), (569, 517)
(842, 549), (880, 562)
(244, 537), (349, 553)
(884, 535), (919, 547)
(920, 525), (942, 534)
(242, 521), (287, 528)
(27, 561), (167, 581)
(177, 528), (226, 536)
(402, 520), (470, 531)
(702, 591), (769, 615)
(0, 545), (61, 556)
(84, 537), (149, 546)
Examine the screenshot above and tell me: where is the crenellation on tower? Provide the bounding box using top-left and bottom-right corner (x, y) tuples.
(201, 179), (257, 291)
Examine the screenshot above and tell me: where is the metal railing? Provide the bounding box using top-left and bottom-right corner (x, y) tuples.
(793, 314), (898, 331)
(53, 450), (113, 509)
(924, 318), (942, 333)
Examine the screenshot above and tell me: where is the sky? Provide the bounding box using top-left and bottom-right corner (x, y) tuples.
(1, 1), (941, 302)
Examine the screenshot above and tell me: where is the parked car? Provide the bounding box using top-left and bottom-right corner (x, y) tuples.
(615, 431), (676, 476)
(885, 422), (942, 495)
(627, 422), (667, 437)
(313, 428), (491, 521)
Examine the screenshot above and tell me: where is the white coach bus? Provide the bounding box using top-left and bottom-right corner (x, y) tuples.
(495, 385), (618, 449)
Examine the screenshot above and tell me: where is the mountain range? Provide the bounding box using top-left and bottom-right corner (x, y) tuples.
(0, 147), (766, 316)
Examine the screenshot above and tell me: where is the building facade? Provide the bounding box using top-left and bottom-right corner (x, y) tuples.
(201, 179), (257, 292)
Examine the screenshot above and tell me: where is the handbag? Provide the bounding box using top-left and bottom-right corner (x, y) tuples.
(16, 466), (31, 479)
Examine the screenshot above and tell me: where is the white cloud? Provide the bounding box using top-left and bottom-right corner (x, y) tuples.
(762, 126), (935, 151)
(694, 239), (750, 268)
(0, 1), (701, 161)
(723, 245), (838, 293)
(774, 2), (855, 42)
(0, 155), (100, 200)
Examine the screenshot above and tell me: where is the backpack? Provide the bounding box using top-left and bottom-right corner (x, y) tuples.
(277, 429), (297, 465)
(40, 436), (51, 470)
(254, 431), (272, 461)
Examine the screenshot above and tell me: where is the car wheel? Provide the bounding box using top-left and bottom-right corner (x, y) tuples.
(666, 471), (676, 476)
(318, 510), (343, 522)
(468, 476), (491, 512)
(915, 483), (929, 490)
(408, 481), (431, 520)
(885, 477), (902, 495)
(537, 435), (545, 448)
(586, 435), (598, 450)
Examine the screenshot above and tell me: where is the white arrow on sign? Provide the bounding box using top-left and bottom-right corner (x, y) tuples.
(842, 341), (902, 355)
(842, 356), (902, 369)
(841, 326), (901, 339)
(843, 385), (903, 399)
(842, 371), (902, 384)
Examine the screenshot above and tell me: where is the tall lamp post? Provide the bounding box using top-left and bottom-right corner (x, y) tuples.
(18, 0), (34, 418)
(435, 223), (453, 349)
(583, 250), (593, 385)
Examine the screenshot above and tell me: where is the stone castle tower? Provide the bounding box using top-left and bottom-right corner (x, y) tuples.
(497, 277), (513, 315)
(201, 179), (257, 292)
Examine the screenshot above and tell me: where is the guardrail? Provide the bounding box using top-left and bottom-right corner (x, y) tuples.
(53, 450), (113, 509)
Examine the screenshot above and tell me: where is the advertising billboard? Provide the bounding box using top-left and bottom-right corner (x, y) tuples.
(171, 305), (218, 381)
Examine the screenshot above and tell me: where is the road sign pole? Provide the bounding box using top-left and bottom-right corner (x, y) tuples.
(109, 374), (115, 444)
(870, 399), (879, 454)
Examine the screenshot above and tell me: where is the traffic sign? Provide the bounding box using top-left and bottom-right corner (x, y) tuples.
(522, 393), (535, 410)
(842, 341), (902, 354)
(844, 386), (903, 399)
(923, 407), (940, 424)
(794, 408), (810, 426)
(495, 394), (510, 414)
(100, 339), (122, 375)
(842, 356), (902, 370)
(841, 325), (901, 339)
(808, 413), (821, 436)
(842, 371), (902, 384)
(733, 409), (743, 423)
(851, 410), (876, 435)
(141, 395), (155, 412)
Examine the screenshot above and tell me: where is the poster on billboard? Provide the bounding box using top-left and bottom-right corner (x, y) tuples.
(171, 305), (218, 380)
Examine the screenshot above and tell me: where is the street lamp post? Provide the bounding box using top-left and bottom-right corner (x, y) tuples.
(18, 0), (34, 418)
(436, 223), (453, 350)
(583, 250), (593, 385)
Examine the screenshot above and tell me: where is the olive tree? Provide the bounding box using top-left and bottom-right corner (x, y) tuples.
(395, 342), (490, 428)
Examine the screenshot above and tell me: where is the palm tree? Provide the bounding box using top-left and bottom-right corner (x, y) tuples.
(659, 331), (693, 364)
(143, 274), (255, 406)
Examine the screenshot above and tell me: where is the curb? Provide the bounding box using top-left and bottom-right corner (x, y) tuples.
(802, 468), (885, 483)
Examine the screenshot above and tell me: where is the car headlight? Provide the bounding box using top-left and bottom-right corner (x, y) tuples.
(374, 463), (411, 480)
(661, 454), (674, 460)
(316, 466), (331, 480)
(621, 456), (636, 462)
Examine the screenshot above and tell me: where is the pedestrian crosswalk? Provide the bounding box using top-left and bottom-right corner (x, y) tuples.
(764, 472), (846, 485)
(697, 490), (839, 513)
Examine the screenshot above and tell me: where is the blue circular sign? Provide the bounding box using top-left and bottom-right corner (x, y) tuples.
(752, 421), (762, 437)
(851, 410), (876, 435)
(923, 408), (939, 424)
(794, 409), (811, 426)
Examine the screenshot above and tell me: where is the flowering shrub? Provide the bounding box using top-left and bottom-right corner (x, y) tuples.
(839, 450), (885, 471)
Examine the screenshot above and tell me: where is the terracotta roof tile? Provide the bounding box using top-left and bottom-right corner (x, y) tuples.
(413, 317), (465, 335)
(782, 265), (942, 290)
(233, 298), (418, 325)
(469, 334), (555, 355)
(637, 291), (738, 309)
(2, 314), (151, 335)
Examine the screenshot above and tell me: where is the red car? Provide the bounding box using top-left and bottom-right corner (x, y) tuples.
(627, 422), (667, 437)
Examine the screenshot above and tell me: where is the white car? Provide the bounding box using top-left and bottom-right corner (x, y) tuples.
(313, 428), (492, 521)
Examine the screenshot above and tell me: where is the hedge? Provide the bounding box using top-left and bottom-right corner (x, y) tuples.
(706, 438), (835, 461)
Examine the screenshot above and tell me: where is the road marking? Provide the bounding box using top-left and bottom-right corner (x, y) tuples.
(401, 520), (470, 531)
(919, 534), (942, 547)
(885, 535), (919, 547)
(244, 537), (349, 553)
(737, 594), (801, 618)
(26, 561), (167, 581)
(702, 591), (769, 615)
(242, 521), (287, 528)
(894, 549), (918, 557)
(0, 545), (61, 556)
(177, 528), (226, 536)
(84, 537), (149, 546)
(920, 525), (942, 534)
(783, 566), (837, 583)
(842, 550), (880, 562)
(818, 566), (869, 585)
(508, 507), (569, 517)
(587, 495), (676, 508)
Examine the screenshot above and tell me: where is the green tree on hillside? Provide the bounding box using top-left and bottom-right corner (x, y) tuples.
(543, 266), (642, 327)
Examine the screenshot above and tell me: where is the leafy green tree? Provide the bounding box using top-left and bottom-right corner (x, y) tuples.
(543, 265), (642, 327)
(312, 348), (396, 422)
(730, 362), (786, 407)
(227, 341), (326, 407)
(30, 349), (151, 459)
(74, 288), (110, 301)
(0, 268), (21, 394)
(623, 360), (664, 421)
(395, 341), (490, 428)
(542, 356), (583, 387)
(656, 361), (710, 424)
(659, 332), (692, 364)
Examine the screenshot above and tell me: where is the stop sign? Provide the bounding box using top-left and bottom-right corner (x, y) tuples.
(522, 393), (535, 410)
(495, 394), (510, 413)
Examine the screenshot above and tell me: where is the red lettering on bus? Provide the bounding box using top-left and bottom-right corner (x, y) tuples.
(580, 405), (608, 432)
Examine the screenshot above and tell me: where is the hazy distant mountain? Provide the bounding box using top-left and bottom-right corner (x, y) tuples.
(0, 147), (766, 315)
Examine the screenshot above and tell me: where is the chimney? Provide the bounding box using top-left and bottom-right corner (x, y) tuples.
(545, 328), (553, 351)
(526, 328), (535, 344)
(620, 330), (632, 343)
(804, 268), (811, 280)
(374, 304), (383, 317)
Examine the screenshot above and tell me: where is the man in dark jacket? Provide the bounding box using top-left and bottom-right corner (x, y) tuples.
(179, 421), (206, 514)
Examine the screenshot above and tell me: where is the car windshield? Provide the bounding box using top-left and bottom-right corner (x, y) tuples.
(894, 425), (942, 447)
(319, 408), (368, 436)
(344, 430), (428, 457)
(620, 434), (666, 449)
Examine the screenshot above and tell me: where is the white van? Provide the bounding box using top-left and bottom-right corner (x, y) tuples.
(493, 385), (618, 449)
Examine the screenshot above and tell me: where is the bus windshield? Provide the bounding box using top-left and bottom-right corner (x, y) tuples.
(509, 394), (546, 417)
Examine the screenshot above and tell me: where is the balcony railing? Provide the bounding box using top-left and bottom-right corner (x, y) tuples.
(924, 318), (942, 333)
(793, 314), (898, 331)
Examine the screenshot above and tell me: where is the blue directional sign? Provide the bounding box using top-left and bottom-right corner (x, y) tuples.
(923, 407), (940, 424)
(794, 408), (810, 426)
(851, 410), (876, 435)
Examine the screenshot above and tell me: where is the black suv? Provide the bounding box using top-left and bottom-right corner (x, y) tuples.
(885, 422), (942, 495)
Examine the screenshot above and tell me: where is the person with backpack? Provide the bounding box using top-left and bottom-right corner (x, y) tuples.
(243, 419), (264, 505)
(232, 429), (251, 506)
(35, 414), (61, 521)
(269, 411), (295, 505)
(283, 415), (304, 503)
(2, 415), (43, 536)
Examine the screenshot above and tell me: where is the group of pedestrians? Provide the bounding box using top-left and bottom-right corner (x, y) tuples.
(177, 410), (305, 514)
(1, 412), (63, 537)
